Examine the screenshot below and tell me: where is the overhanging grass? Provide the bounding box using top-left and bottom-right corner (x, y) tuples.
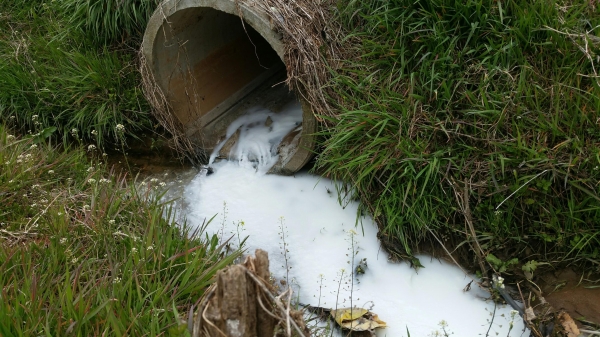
(0, 125), (238, 335)
(317, 0), (600, 274)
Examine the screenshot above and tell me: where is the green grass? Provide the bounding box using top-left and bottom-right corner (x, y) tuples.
(59, 0), (159, 45)
(0, 125), (239, 335)
(0, 0), (154, 148)
(317, 0), (600, 274)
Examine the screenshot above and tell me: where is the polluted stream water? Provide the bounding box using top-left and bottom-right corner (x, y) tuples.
(158, 100), (528, 336)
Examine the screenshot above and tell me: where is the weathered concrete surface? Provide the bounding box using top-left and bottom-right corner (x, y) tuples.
(142, 0), (315, 173)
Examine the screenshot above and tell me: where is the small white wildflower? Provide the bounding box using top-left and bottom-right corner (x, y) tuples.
(30, 144), (38, 150)
(102, 153), (108, 157)
(146, 245), (154, 251)
(30, 203), (38, 208)
(91, 130), (98, 136)
(113, 230), (126, 237)
(113, 277), (121, 284)
(108, 220), (116, 225)
(6, 134), (15, 141)
(8, 179), (14, 183)
(115, 124), (125, 132)
(82, 204), (90, 211)
(31, 115), (38, 121)
(48, 170), (55, 174)
(9, 116), (15, 119)
(71, 128), (78, 135)
(150, 178), (159, 183)
(16, 159), (23, 164)
(348, 229), (357, 236)
(87, 144), (96, 151)
(510, 310), (518, 319)
(159, 182), (166, 187)
(88, 178), (96, 184)
(5, 161), (10, 166)
(131, 247), (138, 254)
(87, 166), (94, 172)
(32, 184), (40, 189)
(57, 212), (63, 216)
(40, 198), (48, 204)
(71, 257), (78, 264)
(99, 178), (110, 184)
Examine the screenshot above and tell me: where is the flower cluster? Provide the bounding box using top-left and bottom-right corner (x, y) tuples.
(493, 274), (505, 289)
(16, 153), (33, 164)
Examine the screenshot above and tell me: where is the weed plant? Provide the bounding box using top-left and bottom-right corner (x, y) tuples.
(0, 0), (154, 148)
(0, 125), (238, 335)
(317, 0), (600, 273)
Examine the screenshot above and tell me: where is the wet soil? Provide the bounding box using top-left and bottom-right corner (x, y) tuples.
(103, 137), (194, 178)
(537, 268), (600, 327)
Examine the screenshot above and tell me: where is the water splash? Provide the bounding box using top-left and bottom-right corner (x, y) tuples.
(209, 102), (302, 173)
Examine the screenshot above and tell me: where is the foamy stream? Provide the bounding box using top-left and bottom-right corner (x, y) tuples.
(163, 101), (528, 336)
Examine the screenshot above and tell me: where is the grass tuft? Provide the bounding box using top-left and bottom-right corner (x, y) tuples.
(317, 0), (600, 273)
(0, 0), (153, 149)
(0, 125), (238, 335)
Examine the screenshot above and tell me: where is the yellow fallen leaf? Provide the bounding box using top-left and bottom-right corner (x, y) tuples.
(558, 312), (580, 337)
(331, 308), (368, 325)
(340, 317), (386, 331)
(330, 308), (387, 331)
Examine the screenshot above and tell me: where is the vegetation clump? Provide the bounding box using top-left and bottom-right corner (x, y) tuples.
(316, 0), (600, 275)
(0, 125), (238, 335)
(0, 0), (158, 148)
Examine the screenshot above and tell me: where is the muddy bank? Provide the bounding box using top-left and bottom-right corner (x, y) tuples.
(103, 136), (194, 177)
(538, 268), (600, 326)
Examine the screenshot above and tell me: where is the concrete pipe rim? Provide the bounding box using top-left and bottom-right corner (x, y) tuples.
(142, 0), (316, 174)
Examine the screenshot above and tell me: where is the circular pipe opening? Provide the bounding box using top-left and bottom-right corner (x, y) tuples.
(142, 0), (315, 174)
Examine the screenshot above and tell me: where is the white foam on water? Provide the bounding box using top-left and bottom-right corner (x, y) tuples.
(209, 102), (303, 173)
(178, 103), (528, 336)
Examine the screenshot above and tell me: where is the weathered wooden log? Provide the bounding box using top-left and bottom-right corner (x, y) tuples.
(192, 249), (280, 337)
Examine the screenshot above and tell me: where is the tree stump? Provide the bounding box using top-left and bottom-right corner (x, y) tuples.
(192, 249), (279, 337)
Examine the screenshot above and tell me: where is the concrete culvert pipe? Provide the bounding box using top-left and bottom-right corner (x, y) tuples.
(142, 0), (316, 174)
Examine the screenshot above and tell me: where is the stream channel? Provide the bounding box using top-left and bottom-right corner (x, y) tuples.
(156, 99), (529, 336)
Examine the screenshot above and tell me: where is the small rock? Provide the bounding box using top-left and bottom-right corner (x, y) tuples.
(200, 165), (214, 176)
(265, 116), (273, 127)
(219, 127), (241, 159)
